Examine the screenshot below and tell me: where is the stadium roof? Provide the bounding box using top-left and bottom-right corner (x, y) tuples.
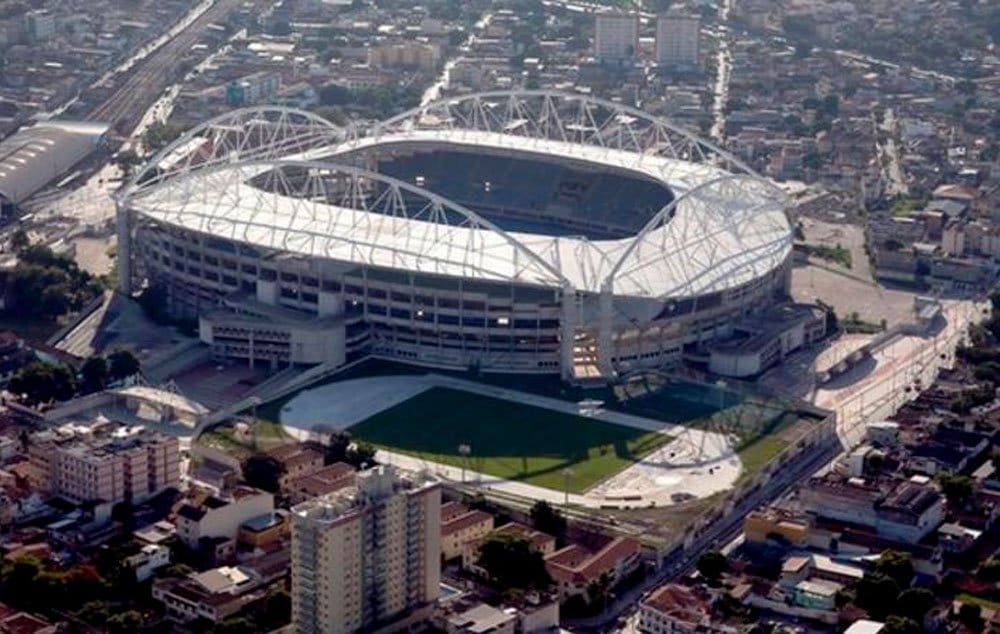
(123, 93), (792, 301)
(0, 120), (108, 205)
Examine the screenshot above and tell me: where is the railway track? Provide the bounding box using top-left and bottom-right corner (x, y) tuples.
(88, 0), (244, 134)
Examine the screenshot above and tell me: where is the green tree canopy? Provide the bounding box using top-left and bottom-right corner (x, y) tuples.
(696, 550), (728, 584)
(937, 471), (974, 508)
(80, 355), (109, 394)
(475, 534), (551, 591)
(530, 500), (566, 540)
(875, 550), (914, 587)
(242, 454), (286, 493)
(107, 349), (141, 382)
(895, 587), (934, 621)
(883, 616), (922, 634)
(8, 361), (77, 405)
(855, 574), (900, 620)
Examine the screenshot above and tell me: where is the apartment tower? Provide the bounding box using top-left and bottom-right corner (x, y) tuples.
(291, 466), (441, 634)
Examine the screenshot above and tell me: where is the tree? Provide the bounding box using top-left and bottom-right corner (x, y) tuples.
(75, 601), (110, 625)
(325, 431), (352, 464)
(883, 616), (922, 634)
(586, 572), (612, 609)
(347, 441), (377, 468)
(855, 574), (900, 620)
(957, 603), (983, 631)
(143, 121), (183, 154)
(696, 550), (728, 584)
(530, 500), (566, 540)
(875, 550), (914, 587)
(979, 557), (1000, 582)
(8, 361), (77, 405)
(242, 454), (286, 493)
(80, 355), (108, 394)
(937, 471), (974, 508)
(10, 229), (29, 253)
(107, 349), (141, 382)
(475, 534), (551, 590)
(107, 610), (143, 634)
(895, 587), (934, 621)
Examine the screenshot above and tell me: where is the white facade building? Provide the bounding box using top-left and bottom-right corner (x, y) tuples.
(175, 487), (275, 549)
(595, 14), (638, 64)
(127, 544), (172, 582)
(291, 466), (441, 634)
(655, 13), (700, 69)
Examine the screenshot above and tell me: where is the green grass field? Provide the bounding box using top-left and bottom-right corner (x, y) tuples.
(347, 387), (671, 493)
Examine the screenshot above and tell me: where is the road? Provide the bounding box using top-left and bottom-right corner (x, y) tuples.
(419, 13), (493, 108)
(876, 107), (908, 197)
(708, 0), (733, 142)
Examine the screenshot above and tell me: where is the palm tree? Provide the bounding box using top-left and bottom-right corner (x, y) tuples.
(586, 572), (613, 610)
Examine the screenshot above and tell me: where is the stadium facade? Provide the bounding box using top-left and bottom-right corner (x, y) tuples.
(118, 92), (794, 382)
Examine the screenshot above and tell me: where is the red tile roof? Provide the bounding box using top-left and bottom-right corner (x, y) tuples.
(442, 509), (493, 537)
(544, 537), (641, 586)
(641, 583), (711, 625)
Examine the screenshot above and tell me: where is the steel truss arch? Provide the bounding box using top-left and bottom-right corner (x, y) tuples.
(605, 174), (791, 299)
(365, 89), (758, 178)
(124, 159), (571, 288)
(126, 106), (346, 196)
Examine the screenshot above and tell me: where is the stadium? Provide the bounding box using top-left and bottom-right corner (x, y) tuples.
(117, 91), (794, 383)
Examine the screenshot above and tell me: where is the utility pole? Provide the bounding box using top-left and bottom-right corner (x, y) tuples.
(458, 443), (471, 483)
(562, 467), (574, 505)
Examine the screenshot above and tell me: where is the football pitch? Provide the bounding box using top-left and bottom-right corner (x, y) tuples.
(346, 387), (672, 493)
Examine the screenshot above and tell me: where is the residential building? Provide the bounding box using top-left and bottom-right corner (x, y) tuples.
(291, 466), (441, 634)
(743, 509), (809, 546)
(287, 462), (356, 504)
(126, 544), (171, 582)
(175, 486), (275, 551)
(441, 502), (494, 560)
(268, 444), (325, 492)
(655, 13), (700, 69)
(799, 474), (946, 543)
(463, 522), (557, 572)
(24, 10), (55, 43)
(445, 603), (515, 634)
(369, 42), (441, 71)
(238, 511), (289, 549)
(595, 14), (638, 65)
(544, 536), (642, 600)
(153, 566), (266, 623)
(27, 421), (179, 505)
(639, 583), (734, 633)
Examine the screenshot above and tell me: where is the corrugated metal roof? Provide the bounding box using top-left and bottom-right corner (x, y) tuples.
(0, 120), (109, 205)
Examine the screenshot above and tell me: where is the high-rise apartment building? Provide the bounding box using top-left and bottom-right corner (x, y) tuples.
(655, 13), (700, 69)
(291, 466), (441, 634)
(594, 13), (638, 65)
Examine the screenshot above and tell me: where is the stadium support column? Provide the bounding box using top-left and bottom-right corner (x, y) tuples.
(560, 284), (576, 381)
(598, 281), (614, 379)
(115, 199), (132, 295)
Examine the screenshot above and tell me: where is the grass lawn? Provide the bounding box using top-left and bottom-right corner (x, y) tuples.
(198, 419), (293, 458)
(957, 593), (1000, 611)
(737, 436), (789, 478)
(347, 387), (671, 493)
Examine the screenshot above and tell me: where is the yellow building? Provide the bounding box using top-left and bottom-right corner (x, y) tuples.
(440, 502), (494, 560)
